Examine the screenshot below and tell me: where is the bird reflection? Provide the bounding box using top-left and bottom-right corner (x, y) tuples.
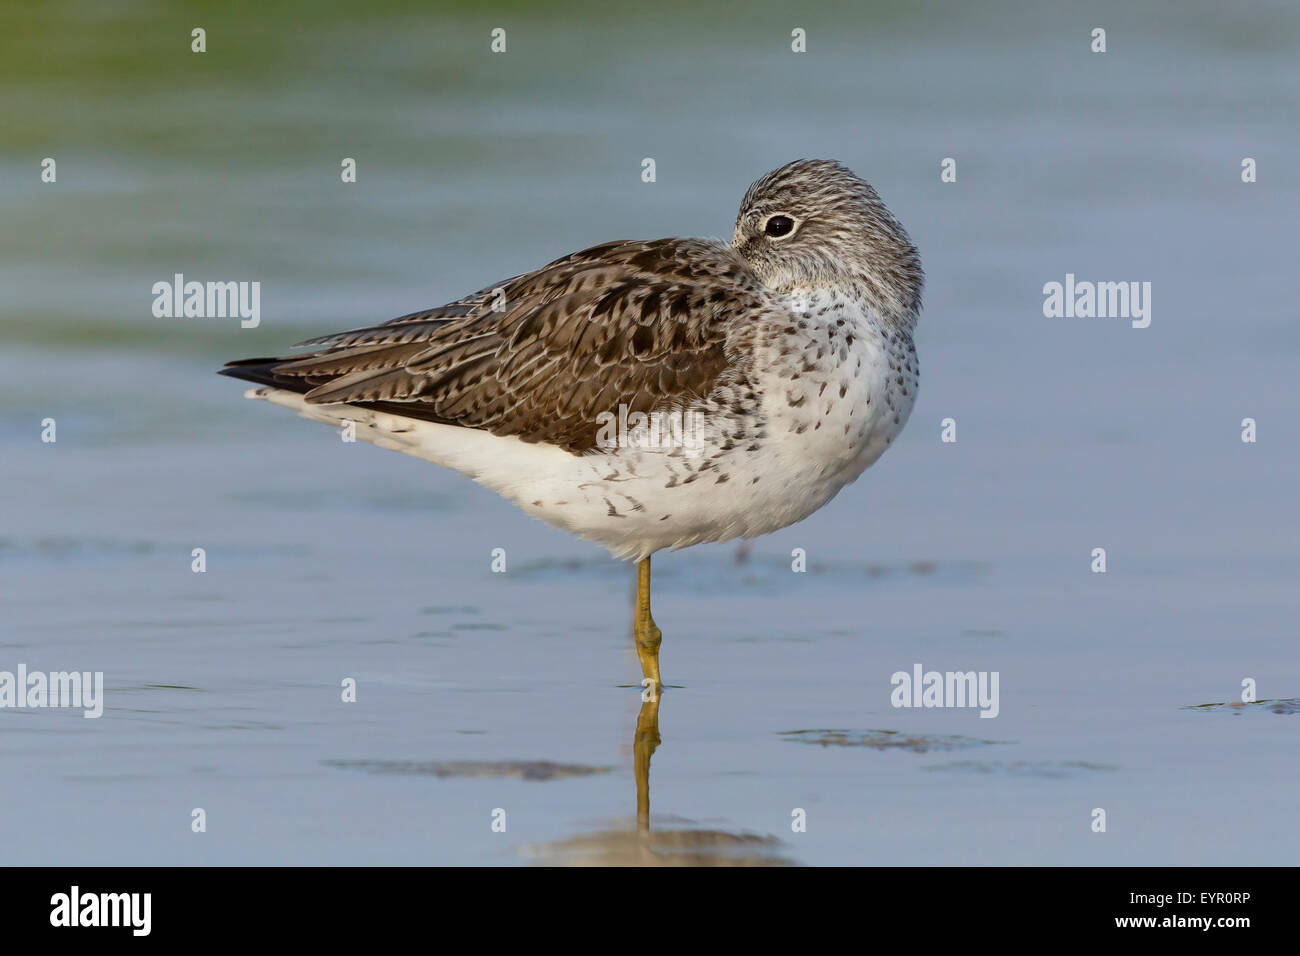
(525, 692), (796, 866)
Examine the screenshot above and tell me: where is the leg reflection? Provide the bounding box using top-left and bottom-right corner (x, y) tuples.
(634, 693), (661, 835)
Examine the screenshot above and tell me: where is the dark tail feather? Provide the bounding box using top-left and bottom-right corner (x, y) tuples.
(218, 356), (461, 428)
(217, 358), (310, 394)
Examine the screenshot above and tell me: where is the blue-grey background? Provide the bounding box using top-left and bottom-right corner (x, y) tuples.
(1, 0), (1297, 864)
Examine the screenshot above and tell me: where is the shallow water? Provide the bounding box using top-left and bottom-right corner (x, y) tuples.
(2, 0), (1298, 865)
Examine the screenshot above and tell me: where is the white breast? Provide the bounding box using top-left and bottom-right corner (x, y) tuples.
(747, 289), (918, 516)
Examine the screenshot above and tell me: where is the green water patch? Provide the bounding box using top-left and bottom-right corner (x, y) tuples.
(1185, 698), (1300, 716)
(324, 759), (610, 781)
(779, 729), (1005, 753)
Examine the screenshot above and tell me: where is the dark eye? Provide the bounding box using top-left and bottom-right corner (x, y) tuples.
(764, 215), (795, 238)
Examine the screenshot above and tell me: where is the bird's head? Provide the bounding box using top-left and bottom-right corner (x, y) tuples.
(732, 159), (923, 322)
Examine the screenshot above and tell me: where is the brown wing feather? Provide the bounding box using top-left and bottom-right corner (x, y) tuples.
(221, 238), (768, 453)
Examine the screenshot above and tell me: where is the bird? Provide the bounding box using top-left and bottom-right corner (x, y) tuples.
(220, 159), (923, 693)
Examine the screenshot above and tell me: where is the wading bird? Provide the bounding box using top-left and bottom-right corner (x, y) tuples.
(221, 159), (923, 693)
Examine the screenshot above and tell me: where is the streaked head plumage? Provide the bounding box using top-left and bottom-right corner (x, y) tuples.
(732, 159), (922, 320)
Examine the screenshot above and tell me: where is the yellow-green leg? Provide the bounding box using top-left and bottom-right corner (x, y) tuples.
(634, 556), (662, 694)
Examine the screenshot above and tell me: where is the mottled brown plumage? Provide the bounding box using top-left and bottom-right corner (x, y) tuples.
(222, 237), (767, 452)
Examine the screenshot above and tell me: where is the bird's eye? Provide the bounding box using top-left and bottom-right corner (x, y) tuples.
(764, 215), (796, 238)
